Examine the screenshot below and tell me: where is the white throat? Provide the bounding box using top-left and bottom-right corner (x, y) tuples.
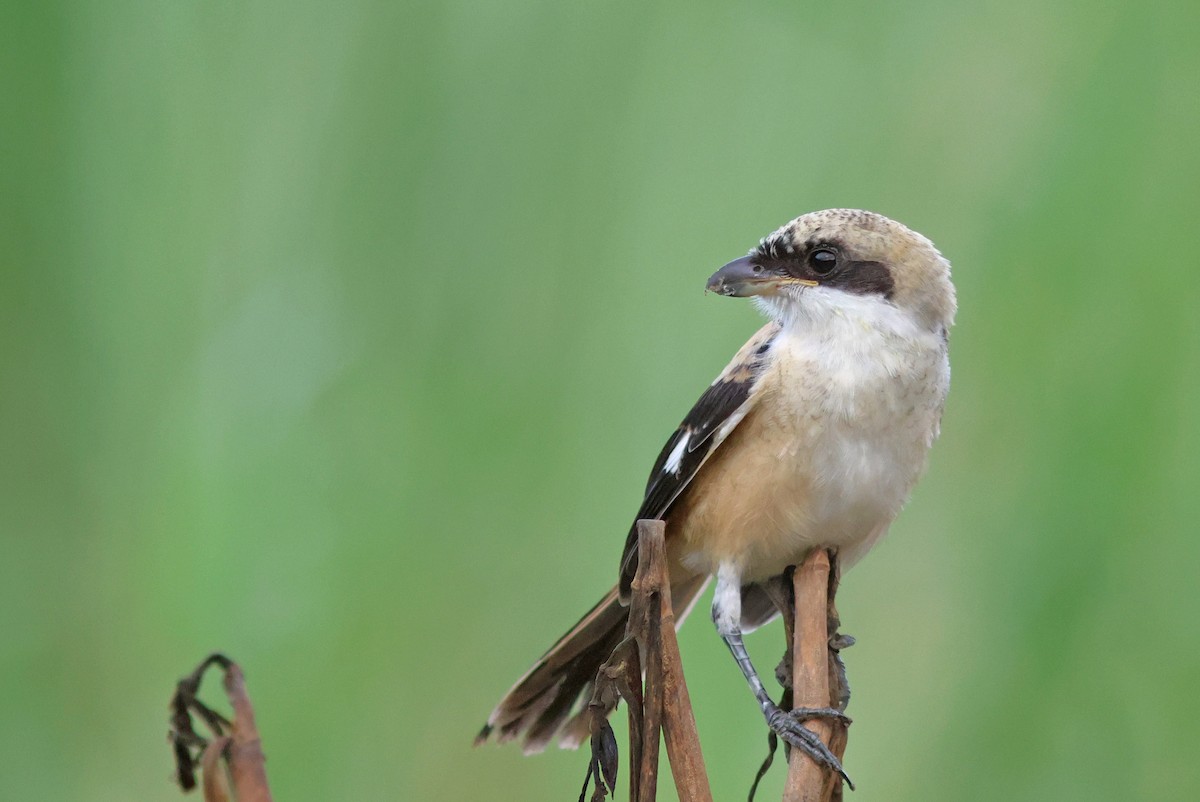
(754, 287), (934, 347)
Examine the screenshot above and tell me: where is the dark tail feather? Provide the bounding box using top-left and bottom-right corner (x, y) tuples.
(477, 576), (708, 753)
(476, 586), (626, 753)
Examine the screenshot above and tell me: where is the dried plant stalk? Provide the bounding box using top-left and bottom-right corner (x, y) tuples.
(782, 550), (848, 801)
(637, 520), (714, 802)
(169, 654), (273, 802)
(586, 521), (714, 802)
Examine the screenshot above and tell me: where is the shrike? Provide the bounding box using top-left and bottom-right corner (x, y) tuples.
(477, 209), (956, 778)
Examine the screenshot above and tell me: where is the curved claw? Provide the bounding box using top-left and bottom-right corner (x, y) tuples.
(764, 705), (854, 789)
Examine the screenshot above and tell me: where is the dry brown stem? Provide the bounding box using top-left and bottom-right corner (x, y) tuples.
(584, 520), (713, 802)
(637, 520), (714, 802)
(782, 550), (849, 802)
(169, 654), (274, 802)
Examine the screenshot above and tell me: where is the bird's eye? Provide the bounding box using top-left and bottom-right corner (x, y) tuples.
(808, 248), (838, 276)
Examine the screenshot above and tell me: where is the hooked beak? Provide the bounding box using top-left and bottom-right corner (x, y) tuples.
(705, 256), (818, 297)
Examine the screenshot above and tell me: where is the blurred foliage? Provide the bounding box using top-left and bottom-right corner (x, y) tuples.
(2, 1), (1198, 800)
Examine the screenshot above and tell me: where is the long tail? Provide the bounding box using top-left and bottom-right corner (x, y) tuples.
(476, 576), (708, 753)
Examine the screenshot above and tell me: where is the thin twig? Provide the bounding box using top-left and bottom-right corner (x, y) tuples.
(631, 540), (663, 802)
(782, 550), (848, 801)
(638, 520), (714, 802)
(222, 662), (272, 802)
(823, 558), (850, 802)
(585, 520), (714, 802)
(169, 653), (273, 802)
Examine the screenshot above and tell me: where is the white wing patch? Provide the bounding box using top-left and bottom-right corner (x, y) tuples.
(663, 433), (689, 475)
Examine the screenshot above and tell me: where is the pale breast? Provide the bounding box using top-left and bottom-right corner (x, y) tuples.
(672, 317), (948, 581)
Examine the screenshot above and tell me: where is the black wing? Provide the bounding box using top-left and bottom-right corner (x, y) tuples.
(617, 322), (780, 598)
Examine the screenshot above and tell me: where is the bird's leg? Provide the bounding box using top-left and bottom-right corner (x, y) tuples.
(712, 565), (851, 784)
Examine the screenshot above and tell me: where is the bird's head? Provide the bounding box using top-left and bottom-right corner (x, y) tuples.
(706, 209), (956, 335)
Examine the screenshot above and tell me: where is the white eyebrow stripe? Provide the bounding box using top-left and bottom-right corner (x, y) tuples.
(663, 434), (689, 475)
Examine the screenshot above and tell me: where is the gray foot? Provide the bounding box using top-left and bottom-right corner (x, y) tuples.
(763, 703), (854, 788)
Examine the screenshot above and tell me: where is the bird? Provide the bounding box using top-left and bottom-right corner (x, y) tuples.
(476, 209), (956, 780)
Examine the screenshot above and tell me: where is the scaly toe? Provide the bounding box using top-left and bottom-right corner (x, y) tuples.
(788, 706), (852, 726)
(764, 707), (853, 788)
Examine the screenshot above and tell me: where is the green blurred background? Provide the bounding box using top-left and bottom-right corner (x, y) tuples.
(3, 1), (1198, 799)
